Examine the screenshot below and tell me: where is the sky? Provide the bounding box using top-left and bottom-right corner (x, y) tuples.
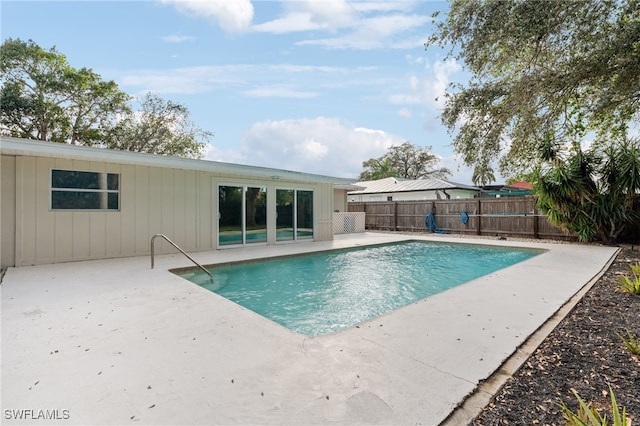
(1, 0), (483, 184)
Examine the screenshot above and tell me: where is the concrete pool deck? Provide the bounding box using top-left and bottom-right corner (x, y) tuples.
(1, 233), (618, 425)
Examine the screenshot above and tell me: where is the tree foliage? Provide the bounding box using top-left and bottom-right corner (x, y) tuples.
(359, 157), (396, 181)
(0, 38), (131, 145)
(534, 137), (640, 244)
(105, 92), (211, 158)
(1, 38), (212, 159)
(426, 0), (640, 177)
(358, 142), (451, 181)
(471, 162), (495, 186)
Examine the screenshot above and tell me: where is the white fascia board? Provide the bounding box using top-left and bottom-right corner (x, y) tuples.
(0, 137), (355, 185)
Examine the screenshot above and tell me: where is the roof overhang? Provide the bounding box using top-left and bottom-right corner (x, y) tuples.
(0, 137), (356, 186)
(348, 187), (482, 195)
(334, 184), (364, 191)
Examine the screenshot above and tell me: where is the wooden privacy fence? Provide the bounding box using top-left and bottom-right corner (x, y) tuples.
(348, 196), (574, 240)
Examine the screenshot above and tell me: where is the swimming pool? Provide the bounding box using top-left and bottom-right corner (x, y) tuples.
(176, 241), (543, 336)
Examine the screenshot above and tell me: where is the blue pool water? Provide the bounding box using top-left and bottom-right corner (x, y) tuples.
(176, 241), (542, 336)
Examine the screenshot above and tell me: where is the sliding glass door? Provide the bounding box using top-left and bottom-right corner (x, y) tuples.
(296, 190), (313, 240)
(276, 189), (313, 242)
(245, 187), (267, 244)
(276, 189), (294, 242)
(218, 185), (267, 246)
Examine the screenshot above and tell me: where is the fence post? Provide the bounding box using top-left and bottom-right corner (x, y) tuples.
(533, 204), (539, 239)
(363, 202), (367, 229)
(476, 198), (482, 235)
(394, 201), (398, 231)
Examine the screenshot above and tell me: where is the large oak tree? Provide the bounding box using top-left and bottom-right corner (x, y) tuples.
(105, 92), (211, 159)
(1, 38), (131, 145)
(358, 142), (451, 181)
(426, 0), (640, 177)
(1, 38), (211, 158)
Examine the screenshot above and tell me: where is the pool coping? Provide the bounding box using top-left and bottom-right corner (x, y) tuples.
(1, 232), (619, 425)
(172, 240), (547, 338)
(440, 241), (618, 425)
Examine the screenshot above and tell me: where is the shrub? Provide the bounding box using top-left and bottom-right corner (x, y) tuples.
(617, 329), (640, 355)
(619, 262), (640, 295)
(560, 387), (630, 426)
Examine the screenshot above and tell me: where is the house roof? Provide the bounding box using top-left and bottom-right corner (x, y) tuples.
(509, 181), (534, 190)
(0, 136), (356, 186)
(347, 177), (482, 195)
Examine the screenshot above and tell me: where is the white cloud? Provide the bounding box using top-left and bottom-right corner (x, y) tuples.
(207, 117), (405, 178)
(387, 58), (462, 109)
(120, 65), (247, 94)
(267, 64), (352, 74)
(351, 2), (417, 13)
(160, 0), (254, 33)
(296, 14), (430, 50)
(409, 75), (420, 90)
(251, 12), (324, 34)
(252, 1), (430, 50)
(427, 58), (462, 108)
(406, 54), (425, 65)
(287, 0), (354, 27)
(161, 34), (196, 43)
(299, 138), (329, 160)
(397, 107), (412, 119)
(118, 63), (377, 97)
(253, 0), (354, 33)
(241, 85), (319, 99)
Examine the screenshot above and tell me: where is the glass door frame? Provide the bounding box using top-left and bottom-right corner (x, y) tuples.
(276, 187), (314, 243)
(217, 184), (267, 248)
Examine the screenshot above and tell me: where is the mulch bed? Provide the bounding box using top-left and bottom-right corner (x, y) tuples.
(473, 246), (640, 425)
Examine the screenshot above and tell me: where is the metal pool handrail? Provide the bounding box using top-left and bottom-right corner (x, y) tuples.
(150, 233), (212, 281)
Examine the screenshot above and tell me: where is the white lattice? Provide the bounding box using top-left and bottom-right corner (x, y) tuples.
(333, 212), (366, 234)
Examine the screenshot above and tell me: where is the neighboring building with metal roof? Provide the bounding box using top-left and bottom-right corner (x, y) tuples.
(347, 177), (483, 202)
(480, 181), (535, 197)
(1, 136), (357, 268)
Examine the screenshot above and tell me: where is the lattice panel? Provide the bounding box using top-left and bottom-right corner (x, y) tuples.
(333, 212), (366, 234)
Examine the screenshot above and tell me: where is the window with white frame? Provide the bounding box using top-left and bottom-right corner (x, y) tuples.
(50, 169), (119, 210)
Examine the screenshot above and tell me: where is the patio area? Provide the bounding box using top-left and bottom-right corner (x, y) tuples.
(1, 232), (618, 425)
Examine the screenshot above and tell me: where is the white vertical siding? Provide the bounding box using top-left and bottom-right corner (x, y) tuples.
(147, 167), (163, 252)
(5, 154), (338, 266)
(9, 158), (220, 266)
(105, 162), (122, 256)
(53, 158), (74, 261)
(1, 156), (16, 269)
(72, 210), (90, 261)
(89, 161), (107, 258)
(16, 156), (36, 265)
(197, 172), (213, 250)
(134, 166), (150, 254)
(54, 211), (73, 261)
(184, 170), (197, 250)
(117, 164), (136, 256)
(333, 188), (348, 212)
(314, 183), (334, 241)
(35, 157), (54, 262)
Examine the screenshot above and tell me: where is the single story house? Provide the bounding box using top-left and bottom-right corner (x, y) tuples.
(1, 137), (358, 268)
(347, 177), (482, 202)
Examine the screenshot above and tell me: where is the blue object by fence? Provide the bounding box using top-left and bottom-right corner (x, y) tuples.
(424, 213), (448, 234)
(461, 211), (469, 225)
